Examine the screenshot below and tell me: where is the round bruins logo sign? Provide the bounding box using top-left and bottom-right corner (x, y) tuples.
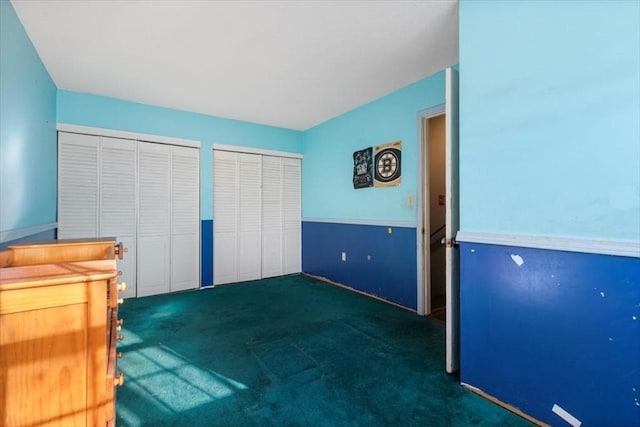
(375, 147), (401, 183)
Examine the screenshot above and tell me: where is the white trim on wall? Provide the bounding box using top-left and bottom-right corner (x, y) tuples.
(57, 123), (200, 148)
(213, 143), (303, 159)
(302, 217), (416, 228)
(0, 222), (57, 244)
(456, 230), (640, 258)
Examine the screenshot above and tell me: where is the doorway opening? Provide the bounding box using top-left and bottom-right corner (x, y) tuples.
(422, 114), (447, 323)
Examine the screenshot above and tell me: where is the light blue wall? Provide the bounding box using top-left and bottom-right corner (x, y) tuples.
(303, 73), (445, 222)
(0, 0), (57, 235)
(57, 90), (303, 220)
(459, 0), (640, 241)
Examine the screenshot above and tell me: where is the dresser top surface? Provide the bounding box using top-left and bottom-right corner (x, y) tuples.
(8, 237), (117, 250)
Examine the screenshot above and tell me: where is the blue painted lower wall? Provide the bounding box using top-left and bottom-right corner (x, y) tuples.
(201, 220), (213, 287)
(302, 221), (417, 309)
(460, 242), (640, 426)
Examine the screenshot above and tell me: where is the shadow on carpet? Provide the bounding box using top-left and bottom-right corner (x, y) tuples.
(116, 274), (532, 427)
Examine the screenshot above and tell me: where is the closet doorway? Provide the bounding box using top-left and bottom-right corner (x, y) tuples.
(423, 114), (447, 322)
(57, 129), (201, 298)
(213, 147), (302, 285)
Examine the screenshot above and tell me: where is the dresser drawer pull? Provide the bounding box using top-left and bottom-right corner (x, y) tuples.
(114, 372), (125, 387)
(117, 298), (124, 305)
(117, 352), (123, 359)
(114, 243), (128, 260)
(116, 334), (124, 341)
(117, 282), (127, 292)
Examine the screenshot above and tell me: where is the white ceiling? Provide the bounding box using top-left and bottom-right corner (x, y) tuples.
(12, 0), (458, 131)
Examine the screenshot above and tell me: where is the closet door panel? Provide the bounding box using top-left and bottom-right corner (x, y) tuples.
(237, 153), (262, 282)
(283, 231), (301, 274)
(100, 137), (137, 298)
(282, 158), (301, 274)
(214, 151), (239, 285)
(214, 233), (237, 285)
(138, 142), (171, 296)
(172, 235), (198, 290)
(238, 233), (261, 281)
(261, 156), (283, 278)
(171, 146), (200, 292)
(58, 133), (99, 239)
(138, 236), (169, 294)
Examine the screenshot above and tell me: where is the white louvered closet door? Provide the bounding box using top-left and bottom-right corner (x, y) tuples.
(261, 156), (283, 278)
(100, 137), (137, 298)
(282, 158), (301, 274)
(237, 153), (262, 282)
(214, 151), (239, 285)
(58, 133), (99, 239)
(138, 142), (171, 296)
(214, 150), (300, 284)
(171, 146), (200, 292)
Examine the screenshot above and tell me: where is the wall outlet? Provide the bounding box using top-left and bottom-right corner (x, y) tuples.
(341, 252), (346, 261)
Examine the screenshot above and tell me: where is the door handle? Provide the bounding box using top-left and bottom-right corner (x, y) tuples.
(445, 238), (459, 248)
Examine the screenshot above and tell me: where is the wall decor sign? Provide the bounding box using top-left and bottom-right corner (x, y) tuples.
(374, 141), (402, 187)
(353, 147), (373, 189)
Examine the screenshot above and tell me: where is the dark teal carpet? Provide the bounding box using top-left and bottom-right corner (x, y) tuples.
(116, 275), (532, 426)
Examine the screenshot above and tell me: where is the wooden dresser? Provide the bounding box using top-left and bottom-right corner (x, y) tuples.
(0, 239), (126, 426)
